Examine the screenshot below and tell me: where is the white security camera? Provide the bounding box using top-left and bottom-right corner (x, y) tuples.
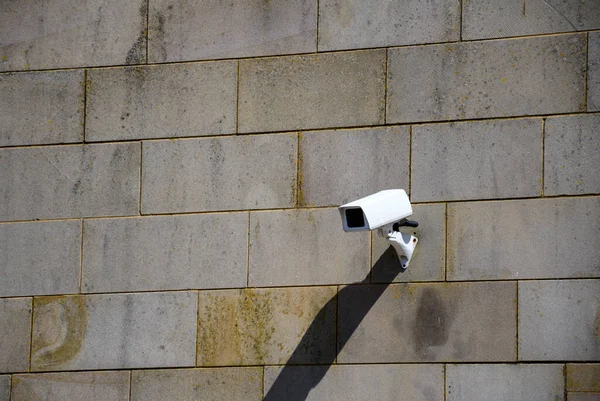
(339, 189), (418, 269)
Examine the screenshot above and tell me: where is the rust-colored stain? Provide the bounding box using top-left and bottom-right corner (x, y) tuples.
(32, 295), (87, 370)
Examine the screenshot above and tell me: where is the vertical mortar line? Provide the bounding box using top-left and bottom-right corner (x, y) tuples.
(79, 219), (84, 293)
(235, 60), (240, 134)
(146, 0), (150, 64)
(261, 366), (266, 400)
(584, 32), (589, 111)
(315, 0), (320, 52)
(83, 69), (88, 143)
(459, 0), (463, 41)
(28, 296), (34, 373)
(541, 119), (546, 197)
(128, 370), (133, 401)
(368, 232), (373, 284)
(515, 280), (519, 361)
(444, 203), (448, 281)
(563, 364), (568, 401)
(296, 132), (301, 208)
(384, 49), (389, 124)
(334, 285), (340, 363)
(408, 125), (412, 197)
(246, 212), (251, 287)
(138, 142), (143, 215)
(195, 290), (200, 367)
(443, 363), (447, 401)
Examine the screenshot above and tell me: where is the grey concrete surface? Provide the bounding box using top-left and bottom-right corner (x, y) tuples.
(249, 208), (370, 287)
(298, 126), (409, 207)
(11, 371), (129, 401)
(568, 394), (600, 401)
(141, 134), (297, 214)
(446, 364), (564, 401)
(411, 118), (542, 202)
(148, 0), (316, 62)
(545, 114), (600, 195)
(519, 280), (600, 360)
(318, 0), (460, 51)
(0, 70), (84, 146)
(239, 49), (385, 133)
(264, 364), (444, 401)
(0, 0), (147, 71)
(31, 292), (197, 371)
(86, 62), (237, 141)
(131, 368), (262, 401)
(0, 220), (81, 297)
(82, 213), (248, 293)
(587, 32), (600, 111)
(337, 282), (517, 363)
(463, 0), (600, 40)
(0, 143), (140, 221)
(197, 286), (336, 366)
(567, 364), (600, 392)
(0, 298), (32, 373)
(371, 203), (446, 283)
(387, 34), (586, 123)
(447, 197), (600, 280)
(0, 376), (7, 401)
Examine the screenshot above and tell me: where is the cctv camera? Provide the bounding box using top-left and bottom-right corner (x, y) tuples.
(339, 189), (419, 269)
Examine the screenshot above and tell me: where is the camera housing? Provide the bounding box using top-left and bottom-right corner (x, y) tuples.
(339, 189), (419, 270)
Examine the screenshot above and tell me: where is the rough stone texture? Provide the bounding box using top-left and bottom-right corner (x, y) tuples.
(387, 34), (586, 123)
(463, 0), (600, 40)
(11, 371), (129, 401)
(318, 0), (460, 51)
(0, 70), (84, 147)
(0, 376), (8, 401)
(31, 292), (197, 371)
(519, 280), (600, 360)
(264, 364), (443, 401)
(569, 394), (600, 401)
(545, 114), (600, 195)
(590, 33), (600, 112)
(0, 143), (140, 221)
(142, 134), (297, 214)
(249, 208), (370, 287)
(447, 197), (600, 280)
(567, 364), (600, 391)
(197, 286), (336, 366)
(0, 220), (81, 297)
(239, 50), (386, 133)
(82, 213), (247, 293)
(298, 126), (409, 207)
(412, 118), (542, 202)
(446, 364), (564, 401)
(0, 298), (32, 373)
(337, 282), (516, 363)
(372, 203), (446, 283)
(131, 368), (262, 401)
(86, 62), (237, 141)
(0, 0), (147, 71)
(148, 0), (316, 62)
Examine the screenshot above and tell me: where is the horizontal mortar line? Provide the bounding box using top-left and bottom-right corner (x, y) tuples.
(2, 28), (600, 75)
(2, 110), (599, 151)
(1, 193), (599, 225)
(10, 360), (594, 376)
(2, 277), (599, 301)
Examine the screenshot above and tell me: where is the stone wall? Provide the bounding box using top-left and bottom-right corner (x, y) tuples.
(1, 1), (599, 400)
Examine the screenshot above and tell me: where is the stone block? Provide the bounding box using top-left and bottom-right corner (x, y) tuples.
(519, 280), (600, 360)
(239, 50), (386, 133)
(86, 62), (237, 141)
(148, 0), (316, 62)
(248, 208), (369, 287)
(318, 0), (460, 51)
(0, 376), (7, 401)
(568, 394), (600, 401)
(590, 33), (600, 111)
(0, 143), (140, 221)
(264, 364), (443, 401)
(82, 213), (247, 293)
(298, 126), (409, 207)
(412, 118), (542, 202)
(131, 368), (262, 401)
(387, 34), (586, 123)
(447, 197), (600, 280)
(567, 364), (600, 391)
(0, 0), (147, 71)
(0, 298), (32, 373)
(545, 114), (600, 195)
(1, 220), (81, 297)
(142, 134), (296, 214)
(197, 286), (336, 366)
(463, 0), (600, 40)
(31, 292), (197, 371)
(446, 364), (564, 401)
(11, 371), (129, 401)
(337, 281), (516, 363)
(371, 203), (446, 283)
(0, 70), (83, 146)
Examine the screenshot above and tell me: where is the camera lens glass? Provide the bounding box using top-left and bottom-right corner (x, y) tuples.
(345, 208), (366, 228)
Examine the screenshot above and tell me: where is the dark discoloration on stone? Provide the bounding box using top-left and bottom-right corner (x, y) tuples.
(412, 288), (450, 355)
